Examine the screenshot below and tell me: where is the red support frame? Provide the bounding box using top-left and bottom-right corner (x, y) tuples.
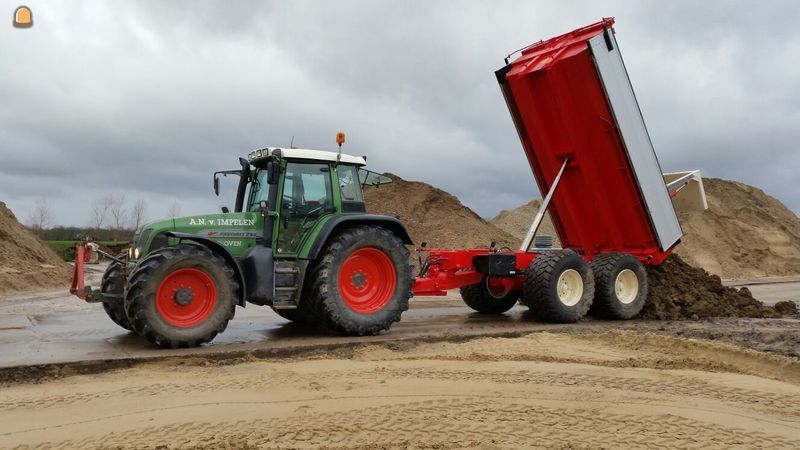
(413, 248), (538, 296)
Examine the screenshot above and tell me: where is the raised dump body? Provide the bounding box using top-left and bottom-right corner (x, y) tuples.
(496, 18), (680, 264)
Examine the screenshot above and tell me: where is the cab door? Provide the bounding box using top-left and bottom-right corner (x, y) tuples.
(276, 162), (334, 254)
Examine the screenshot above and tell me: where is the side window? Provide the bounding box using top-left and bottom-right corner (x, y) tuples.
(338, 165), (364, 202)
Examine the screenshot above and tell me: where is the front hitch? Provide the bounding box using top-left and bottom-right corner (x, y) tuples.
(70, 243), (125, 303)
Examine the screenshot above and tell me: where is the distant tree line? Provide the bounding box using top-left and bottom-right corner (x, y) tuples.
(37, 226), (136, 242)
(26, 193), (183, 240)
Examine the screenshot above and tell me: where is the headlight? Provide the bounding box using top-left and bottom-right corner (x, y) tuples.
(134, 248), (141, 259)
(128, 247), (134, 259)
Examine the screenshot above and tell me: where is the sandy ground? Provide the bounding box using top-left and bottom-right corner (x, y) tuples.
(1, 266), (798, 448)
(1, 330), (799, 448)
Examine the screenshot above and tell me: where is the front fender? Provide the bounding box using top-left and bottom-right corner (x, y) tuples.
(164, 232), (247, 306)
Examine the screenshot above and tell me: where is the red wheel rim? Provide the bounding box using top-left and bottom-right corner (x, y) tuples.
(155, 268), (218, 327)
(338, 247), (397, 314)
(486, 276), (514, 298)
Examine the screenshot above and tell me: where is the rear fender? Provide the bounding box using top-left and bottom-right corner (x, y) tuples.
(304, 215), (413, 260)
(164, 232), (247, 306)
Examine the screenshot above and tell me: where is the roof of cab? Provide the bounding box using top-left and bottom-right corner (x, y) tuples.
(248, 147), (366, 166)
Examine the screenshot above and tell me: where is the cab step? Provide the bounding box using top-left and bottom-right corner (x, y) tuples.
(272, 260), (308, 309)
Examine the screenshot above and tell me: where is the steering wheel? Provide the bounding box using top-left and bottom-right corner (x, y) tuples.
(291, 205), (326, 247)
(282, 194), (294, 211)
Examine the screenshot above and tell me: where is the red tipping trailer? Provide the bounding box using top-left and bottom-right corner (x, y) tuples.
(413, 18), (704, 323)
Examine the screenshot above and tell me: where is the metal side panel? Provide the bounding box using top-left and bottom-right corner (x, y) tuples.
(588, 30), (682, 251)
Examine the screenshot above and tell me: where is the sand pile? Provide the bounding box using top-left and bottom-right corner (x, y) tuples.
(673, 178), (800, 279)
(492, 178), (800, 279)
(364, 174), (517, 249)
(642, 254), (780, 320)
(0, 202), (71, 295)
(489, 199), (560, 246)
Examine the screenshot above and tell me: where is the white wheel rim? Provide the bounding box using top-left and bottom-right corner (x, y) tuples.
(614, 269), (639, 304)
(556, 269), (583, 306)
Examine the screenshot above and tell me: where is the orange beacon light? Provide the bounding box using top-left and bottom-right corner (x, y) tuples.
(13, 6), (33, 28)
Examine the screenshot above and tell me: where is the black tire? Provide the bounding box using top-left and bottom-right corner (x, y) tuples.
(100, 253), (133, 331)
(272, 300), (317, 324)
(460, 277), (520, 314)
(310, 226), (411, 335)
(589, 253), (647, 319)
(522, 250), (594, 323)
(125, 245), (238, 348)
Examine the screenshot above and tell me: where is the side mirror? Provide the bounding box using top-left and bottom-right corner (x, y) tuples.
(267, 161), (280, 185)
(213, 175), (220, 196)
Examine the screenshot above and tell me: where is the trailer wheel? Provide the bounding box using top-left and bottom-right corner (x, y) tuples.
(100, 253), (133, 331)
(522, 250), (594, 323)
(460, 277), (520, 314)
(125, 245), (238, 348)
(589, 253), (647, 319)
(310, 227), (411, 335)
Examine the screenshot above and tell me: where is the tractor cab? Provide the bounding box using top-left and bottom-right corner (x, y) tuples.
(235, 147), (391, 255)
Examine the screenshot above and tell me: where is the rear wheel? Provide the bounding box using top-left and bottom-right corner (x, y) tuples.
(125, 245), (238, 348)
(589, 253), (647, 319)
(460, 276), (520, 314)
(310, 227), (411, 335)
(100, 253), (133, 331)
(522, 250), (594, 323)
(272, 299), (317, 324)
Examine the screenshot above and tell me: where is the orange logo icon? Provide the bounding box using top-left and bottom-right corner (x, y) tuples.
(13, 5), (33, 28)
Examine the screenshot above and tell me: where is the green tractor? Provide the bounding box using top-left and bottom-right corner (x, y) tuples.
(75, 141), (414, 348)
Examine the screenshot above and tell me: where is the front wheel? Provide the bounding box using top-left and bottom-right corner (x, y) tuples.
(125, 245), (238, 348)
(522, 250), (594, 323)
(100, 253), (133, 331)
(310, 227), (411, 335)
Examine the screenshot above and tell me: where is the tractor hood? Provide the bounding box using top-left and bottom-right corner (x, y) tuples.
(132, 212), (263, 260)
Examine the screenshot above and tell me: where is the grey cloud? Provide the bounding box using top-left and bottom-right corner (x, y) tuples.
(0, 0), (797, 227)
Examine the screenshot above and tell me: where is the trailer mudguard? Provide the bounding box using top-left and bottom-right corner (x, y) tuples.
(305, 215), (413, 260)
(164, 231), (247, 306)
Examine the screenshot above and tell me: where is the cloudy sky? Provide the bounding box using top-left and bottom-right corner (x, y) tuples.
(1, 1), (798, 228)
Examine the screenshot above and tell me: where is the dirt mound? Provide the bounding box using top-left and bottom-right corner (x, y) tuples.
(364, 174), (517, 249)
(0, 202), (71, 295)
(642, 254), (779, 320)
(673, 178), (800, 279)
(489, 199), (560, 246)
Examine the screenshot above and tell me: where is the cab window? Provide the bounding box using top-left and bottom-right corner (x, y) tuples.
(247, 169), (269, 212)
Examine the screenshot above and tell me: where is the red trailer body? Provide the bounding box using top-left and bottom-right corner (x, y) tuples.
(413, 18), (684, 297)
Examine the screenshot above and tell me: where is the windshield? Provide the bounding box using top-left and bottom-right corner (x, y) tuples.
(247, 169), (269, 212)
